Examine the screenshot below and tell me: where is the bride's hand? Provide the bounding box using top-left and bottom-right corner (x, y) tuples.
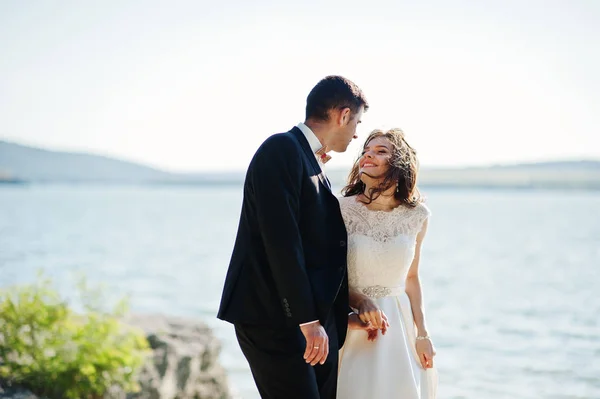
(348, 313), (370, 331)
(416, 338), (436, 369)
(356, 297), (387, 330)
(348, 313), (386, 342)
(349, 312), (389, 342)
(365, 312), (389, 341)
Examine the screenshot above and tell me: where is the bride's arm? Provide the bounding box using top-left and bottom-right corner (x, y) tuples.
(405, 218), (429, 336)
(405, 218), (435, 368)
(348, 288), (369, 310)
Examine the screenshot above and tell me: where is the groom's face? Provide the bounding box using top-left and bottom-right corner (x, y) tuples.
(331, 106), (364, 153)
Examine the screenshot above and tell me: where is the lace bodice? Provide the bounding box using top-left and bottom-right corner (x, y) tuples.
(338, 196), (431, 296)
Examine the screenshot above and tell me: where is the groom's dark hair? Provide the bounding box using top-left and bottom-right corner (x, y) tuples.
(305, 76), (368, 122)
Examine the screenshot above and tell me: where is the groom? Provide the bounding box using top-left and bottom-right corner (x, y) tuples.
(217, 76), (368, 398)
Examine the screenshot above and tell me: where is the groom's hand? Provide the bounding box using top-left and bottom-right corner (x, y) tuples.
(300, 322), (329, 366)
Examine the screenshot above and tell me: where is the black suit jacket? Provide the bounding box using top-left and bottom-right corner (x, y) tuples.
(217, 127), (349, 345)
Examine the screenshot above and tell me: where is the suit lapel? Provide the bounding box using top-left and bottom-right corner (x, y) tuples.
(290, 127), (332, 194)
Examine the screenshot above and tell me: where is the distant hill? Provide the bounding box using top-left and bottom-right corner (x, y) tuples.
(448, 160), (600, 171)
(326, 161), (600, 190)
(1, 139), (599, 189)
(415, 161), (600, 190)
(0, 140), (174, 182)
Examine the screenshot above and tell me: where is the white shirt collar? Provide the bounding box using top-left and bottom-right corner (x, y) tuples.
(296, 122), (323, 155)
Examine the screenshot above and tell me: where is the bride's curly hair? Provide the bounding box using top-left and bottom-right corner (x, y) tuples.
(342, 128), (422, 207)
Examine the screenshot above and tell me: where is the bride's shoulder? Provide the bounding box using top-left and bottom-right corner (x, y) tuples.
(398, 200), (431, 220)
(336, 195), (357, 205)
(414, 201), (431, 215)
(396, 201), (431, 233)
(410, 201), (432, 221)
(336, 195), (360, 214)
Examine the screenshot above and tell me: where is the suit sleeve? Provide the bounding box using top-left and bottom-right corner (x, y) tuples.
(250, 136), (318, 326)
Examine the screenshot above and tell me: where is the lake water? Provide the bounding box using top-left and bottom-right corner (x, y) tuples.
(1, 184), (599, 399)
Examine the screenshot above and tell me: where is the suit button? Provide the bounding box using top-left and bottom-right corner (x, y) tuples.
(340, 240), (346, 247)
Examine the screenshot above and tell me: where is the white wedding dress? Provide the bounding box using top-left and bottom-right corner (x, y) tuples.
(337, 196), (438, 399)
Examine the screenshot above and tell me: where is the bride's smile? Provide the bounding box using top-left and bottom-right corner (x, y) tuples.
(359, 137), (393, 177)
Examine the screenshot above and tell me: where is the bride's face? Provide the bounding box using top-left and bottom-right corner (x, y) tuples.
(359, 136), (393, 180)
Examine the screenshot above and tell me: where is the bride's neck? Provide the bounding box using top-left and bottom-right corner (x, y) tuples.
(361, 179), (398, 207)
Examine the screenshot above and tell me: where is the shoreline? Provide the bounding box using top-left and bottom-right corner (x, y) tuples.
(1, 180), (599, 190)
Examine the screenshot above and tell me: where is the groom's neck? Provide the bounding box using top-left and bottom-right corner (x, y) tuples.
(304, 119), (334, 149)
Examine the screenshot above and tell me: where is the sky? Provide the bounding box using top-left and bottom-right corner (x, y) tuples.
(1, 0), (599, 172)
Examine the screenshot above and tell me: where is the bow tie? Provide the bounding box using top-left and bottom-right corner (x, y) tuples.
(315, 146), (331, 164)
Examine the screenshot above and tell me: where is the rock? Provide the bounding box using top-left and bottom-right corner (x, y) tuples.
(0, 315), (233, 399)
(124, 314), (232, 399)
(0, 385), (41, 399)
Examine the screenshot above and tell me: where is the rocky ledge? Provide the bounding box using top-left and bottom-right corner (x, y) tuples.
(0, 314), (232, 399)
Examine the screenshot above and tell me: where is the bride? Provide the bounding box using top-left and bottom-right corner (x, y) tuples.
(337, 128), (438, 398)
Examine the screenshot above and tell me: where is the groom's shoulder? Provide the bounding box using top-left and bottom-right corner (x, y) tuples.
(248, 131), (302, 171)
(257, 130), (300, 153)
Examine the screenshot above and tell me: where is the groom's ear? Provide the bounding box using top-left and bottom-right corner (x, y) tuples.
(335, 107), (352, 126)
